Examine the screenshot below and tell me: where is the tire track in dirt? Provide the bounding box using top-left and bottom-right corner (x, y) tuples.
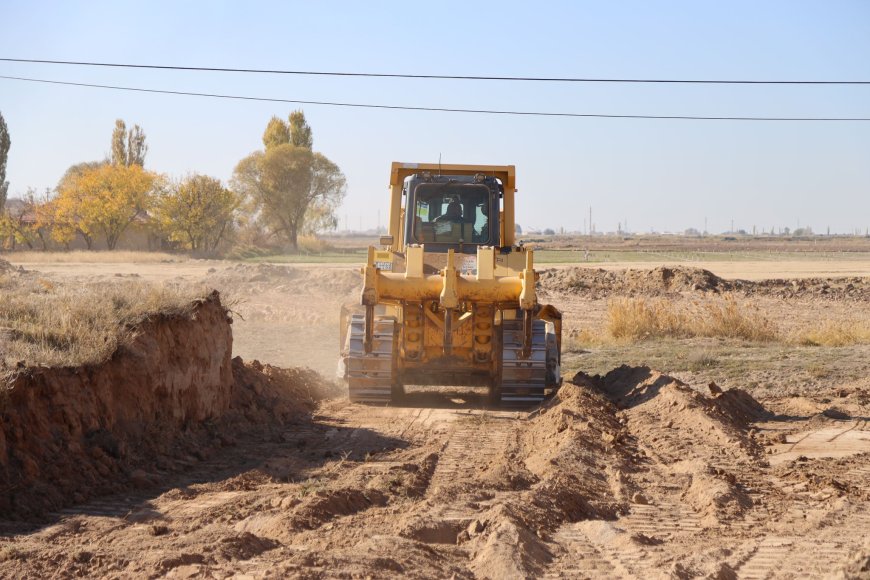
(619, 501), (703, 538)
(825, 420), (862, 442)
(771, 420), (870, 465)
(4, 363), (867, 578)
(734, 507), (870, 579)
(428, 412), (520, 521)
(499, 368), (869, 579)
(545, 526), (619, 579)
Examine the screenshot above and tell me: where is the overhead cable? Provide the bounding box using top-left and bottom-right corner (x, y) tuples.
(2, 57), (869, 85)
(1, 74), (868, 122)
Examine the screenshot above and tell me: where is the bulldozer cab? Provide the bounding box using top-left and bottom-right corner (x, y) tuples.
(383, 163), (517, 254)
(404, 174), (501, 252)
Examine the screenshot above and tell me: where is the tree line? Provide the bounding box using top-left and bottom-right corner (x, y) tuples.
(0, 110), (346, 253)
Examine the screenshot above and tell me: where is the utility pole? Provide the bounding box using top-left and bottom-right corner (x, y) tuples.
(731, 218), (734, 233)
(589, 206), (593, 236)
(704, 216), (707, 236)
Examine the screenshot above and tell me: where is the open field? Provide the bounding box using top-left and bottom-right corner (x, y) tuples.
(1, 248), (869, 578)
(0, 268), (207, 367)
(3, 250), (189, 263)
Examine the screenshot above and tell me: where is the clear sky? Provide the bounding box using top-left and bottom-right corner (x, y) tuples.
(1, 0), (869, 234)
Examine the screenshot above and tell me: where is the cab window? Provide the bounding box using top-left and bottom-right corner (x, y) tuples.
(412, 183), (492, 244)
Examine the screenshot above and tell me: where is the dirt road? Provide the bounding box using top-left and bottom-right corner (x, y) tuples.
(2, 373), (868, 578)
(1, 258), (868, 577)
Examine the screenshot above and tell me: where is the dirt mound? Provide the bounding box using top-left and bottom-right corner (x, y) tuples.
(469, 504), (552, 579)
(229, 358), (341, 424)
(539, 266), (870, 302)
(711, 384), (773, 425)
(591, 365), (766, 461)
(748, 276), (870, 301)
(292, 488), (388, 530)
(521, 376), (629, 516)
(0, 294), (335, 518)
(572, 366), (769, 526)
(443, 379), (635, 577)
(539, 266), (729, 298)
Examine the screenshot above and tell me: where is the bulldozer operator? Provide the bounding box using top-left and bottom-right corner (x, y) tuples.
(429, 196), (490, 244)
(433, 200), (463, 223)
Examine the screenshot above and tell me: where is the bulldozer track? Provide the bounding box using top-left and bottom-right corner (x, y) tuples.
(545, 525), (621, 579)
(620, 501), (704, 538)
(546, 486), (707, 578)
(346, 315), (395, 404)
(428, 413), (518, 520)
(734, 509), (870, 579)
(547, 501), (870, 579)
(500, 319), (548, 406)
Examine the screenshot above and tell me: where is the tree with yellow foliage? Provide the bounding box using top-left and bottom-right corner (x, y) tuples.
(54, 163), (157, 250)
(53, 161), (106, 249)
(154, 174), (241, 253)
(0, 189), (51, 250)
(233, 110), (345, 250)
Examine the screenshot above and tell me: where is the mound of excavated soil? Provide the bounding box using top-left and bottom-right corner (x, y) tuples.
(521, 378), (628, 517)
(575, 366), (770, 526)
(539, 266), (870, 301)
(0, 293), (337, 518)
(748, 276), (870, 301)
(590, 365), (767, 461)
(539, 266), (729, 298)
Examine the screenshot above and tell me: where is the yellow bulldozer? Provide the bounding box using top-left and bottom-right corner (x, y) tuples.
(339, 162), (562, 406)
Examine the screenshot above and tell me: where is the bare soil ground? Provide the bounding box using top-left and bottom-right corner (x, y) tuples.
(1, 253), (869, 578)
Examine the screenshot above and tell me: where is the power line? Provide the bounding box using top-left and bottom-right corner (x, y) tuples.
(2, 57), (869, 85)
(1, 74), (869, 122)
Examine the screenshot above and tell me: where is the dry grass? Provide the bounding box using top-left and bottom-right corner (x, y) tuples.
(793, 320), (870, 347)
(297, 236), (336, 254)
(0, 272), (208, 368)
(696, 298), (778, 341)
(606, 296), (777, 342)
(607, 298), (687, 340)
(686, 349), (720, 371)
(2, 251), (188, 264)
